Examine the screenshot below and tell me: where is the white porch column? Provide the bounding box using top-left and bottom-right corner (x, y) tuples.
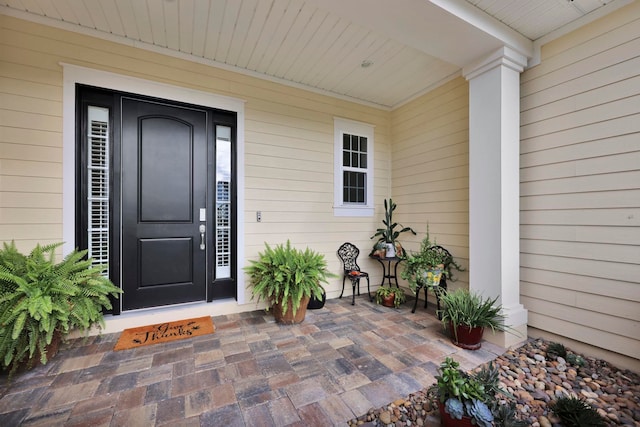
(463, 46), (528, 348)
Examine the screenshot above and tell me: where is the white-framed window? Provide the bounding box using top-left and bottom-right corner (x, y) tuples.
(334, 117), (374, 217)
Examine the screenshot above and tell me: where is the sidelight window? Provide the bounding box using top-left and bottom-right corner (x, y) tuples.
(215, 125), (232, 278)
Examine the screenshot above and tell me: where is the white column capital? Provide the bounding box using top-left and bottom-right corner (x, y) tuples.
(463, 46), (528, 81)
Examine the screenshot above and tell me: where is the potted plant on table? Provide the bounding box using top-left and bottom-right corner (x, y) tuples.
(437, 288), (510, 350)
(0, 242), (122, 376)
(370, 198), (416, 258)
(400, 228), (463, 295)
(245, 240), (335, 324)
(430, 357), (526, 427)
(374, 286), (406, 308)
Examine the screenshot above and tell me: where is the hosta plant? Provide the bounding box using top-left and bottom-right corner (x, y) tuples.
(0, 242), (121, 375)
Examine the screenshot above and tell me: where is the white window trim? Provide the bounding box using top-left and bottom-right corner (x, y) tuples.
(333, 117), (374, 217)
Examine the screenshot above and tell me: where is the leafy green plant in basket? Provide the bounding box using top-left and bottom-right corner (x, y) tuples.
(400, 226), (463, 295)
(374, 286), (406, 308)
(0, 242), (122, 375)
(245, 240), (335, 324)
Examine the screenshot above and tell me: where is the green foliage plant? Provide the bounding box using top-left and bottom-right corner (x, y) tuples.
(400, 226), (463, 294)
(552, 396), (607, 427)
(546, 342), (567, 359)
(245, 240), (334, 317)
(432, 357), (526, 427)
(437, 288), (510, 342)
(370, 198), (416, 250)
(374, 286), (406, 308)
(0, 242), (122, 375)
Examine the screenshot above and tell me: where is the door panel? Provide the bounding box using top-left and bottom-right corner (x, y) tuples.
(121, 98), (207, 310)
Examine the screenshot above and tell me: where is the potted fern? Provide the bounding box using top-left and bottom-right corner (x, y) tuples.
(0, 242), (122, 375)
(245, 240), (335, 324)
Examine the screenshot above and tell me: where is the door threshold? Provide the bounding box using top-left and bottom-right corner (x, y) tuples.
(72, 298), (248, 337)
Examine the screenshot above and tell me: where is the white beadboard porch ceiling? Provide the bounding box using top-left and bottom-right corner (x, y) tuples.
(0, 0), (630, 109)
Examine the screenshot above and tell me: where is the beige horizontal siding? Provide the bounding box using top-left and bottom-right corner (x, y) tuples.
(0, 14), (392, 304)
(520, 1), (640, 361)
(390, 77), (470, 294)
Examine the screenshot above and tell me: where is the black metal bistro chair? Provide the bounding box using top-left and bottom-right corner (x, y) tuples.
(337, 242), (370, 305)
(412, 245), (452, 316)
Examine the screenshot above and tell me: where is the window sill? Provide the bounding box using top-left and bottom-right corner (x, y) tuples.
(333, 206), (374, 217)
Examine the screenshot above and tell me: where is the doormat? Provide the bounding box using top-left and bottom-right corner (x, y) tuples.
(114, 316), (215, 351)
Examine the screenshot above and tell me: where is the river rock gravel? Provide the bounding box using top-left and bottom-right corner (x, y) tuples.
(347, 338), (640, 426)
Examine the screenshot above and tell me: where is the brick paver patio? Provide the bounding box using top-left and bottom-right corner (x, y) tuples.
(0, 296), (505, 426)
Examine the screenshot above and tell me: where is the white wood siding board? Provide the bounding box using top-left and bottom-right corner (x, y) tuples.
(246, 165), (329, 182)
(520, 224), (640, 246)
(309, 24), (365, 88)
(245, 222), (371, 234)
(520, 134), (637, 167)
(0, 143), (61, 162)
(31, 0), (58, 18)
(245, 134), (329, 156)
(527, 311), (638, 359)
(245, 177), (330, 193)
(0, 128), (60, 147)
(0, 175), (61, 193)
(0, 224), (61, 240)
(521, 115), (640, 155)
(0, 192), (61, 208)
(244, 154), (329, 173)
(282, 14), (343, 81)
(189, 0), (210, 57)
(246, 189), (330, 203)
(521, 253), (637, 283)
(522, 37), (640, 95)
(0, 110), (61, 132)
(0, 207), (60, 224)
(521, 55), (640, 112)
(522, 297), (639, 342)
(394, 153), (468, 176)
(395, 176), (468, 194)
(394, 131), (467, 163)
(130, 0), (153, 43)
(147, 0), (167, 47)
(577, 292), (640, 322)
(244, 0), (286, 71)
(522, 15), (640, 83)
(521, 268), (638, 302)
(0, 94), (61, 116)
(521, 281), (576, 305)
(99, 0), (126, 34)
(392, 188), (468, 205)
(47, 0), (78, 24)
(177, 0), (194, 53)
(246, 119), (329, 143)
(521, 152), (640, 182)
(114, 0), (140, 41)
(521, 208), (640, 227)
(344, 40), (403, 95)
(521, 95), (640, 139)
(244, 200), (336, 213)
(521, 190), (640, 211)
(1, 159), (61, 177)
(521, 239), (640, 265)
(214, 0), (242, 63)
(245, 108), (330, 133)
(79, 0), (108, 31)
(60, 0), (91, 28)
(271, 5), (324, 78)
(162, 0), (180, 51)
(521, 74), (640, 126)
(224, 0), (261, 67)
(258, 0), (306, 74)
(520, 171), (640, 196)
(0, 57), (62, 86)
(202, 0), (225, 59)
(330, 34), (387, 94)
(394, 105), (468, 143)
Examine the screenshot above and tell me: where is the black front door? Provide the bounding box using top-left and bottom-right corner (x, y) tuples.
(121, 98), (208, 310)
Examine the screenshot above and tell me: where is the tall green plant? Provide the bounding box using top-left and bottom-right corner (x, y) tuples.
(245, 241), (334, 317)
(370, 198), (416, 246)
(0, 242), (122, 374)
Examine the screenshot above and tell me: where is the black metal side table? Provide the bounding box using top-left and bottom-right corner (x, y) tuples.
(370, 256), (403, 288)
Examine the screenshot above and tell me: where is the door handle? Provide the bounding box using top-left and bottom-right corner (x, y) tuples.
(199, 224), (206, 250)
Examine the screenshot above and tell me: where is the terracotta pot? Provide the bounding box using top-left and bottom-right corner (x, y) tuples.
(272, 296), (311, 324)
(382, 294), (396, 307)
(438, 402), (474, 427)
(449, 322), (484, 350)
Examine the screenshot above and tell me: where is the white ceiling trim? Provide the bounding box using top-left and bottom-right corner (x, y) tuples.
(0, 5), (395, 111)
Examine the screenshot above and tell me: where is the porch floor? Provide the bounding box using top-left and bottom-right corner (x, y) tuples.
(0, 296), (505, 426)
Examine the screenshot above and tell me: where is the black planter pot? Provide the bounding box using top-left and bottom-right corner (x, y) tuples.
(307, 291), (326, 309)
